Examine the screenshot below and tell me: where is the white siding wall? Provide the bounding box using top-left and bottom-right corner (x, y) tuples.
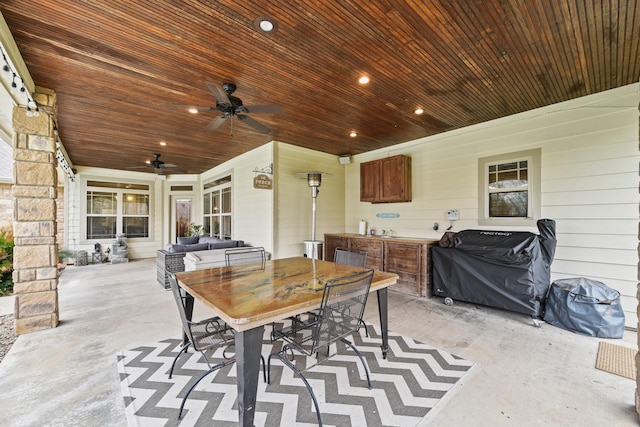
(63, 167), (166, 259)
(274, 142), (345, 259)
(346, 83), (639, 328)
(65, 144), (276, 260)
(201, 143), (274, 252)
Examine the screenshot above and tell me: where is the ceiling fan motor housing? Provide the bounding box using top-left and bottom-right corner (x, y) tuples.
(222, 83), (237, 95)
(203, 82), (282, 133)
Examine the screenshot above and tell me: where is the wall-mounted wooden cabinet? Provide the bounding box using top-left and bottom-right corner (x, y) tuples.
(360, 154), (412, 203)
(325, 233), (438, 297)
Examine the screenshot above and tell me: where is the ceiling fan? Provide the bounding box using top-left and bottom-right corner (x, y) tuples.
(183, 82), (283, 134)
(127, 153), (186, 174)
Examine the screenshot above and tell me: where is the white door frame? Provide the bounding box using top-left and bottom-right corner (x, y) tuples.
(170, 195), (193, 243)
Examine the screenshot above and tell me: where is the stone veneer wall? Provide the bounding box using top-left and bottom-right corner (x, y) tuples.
(11, 86), (59, 335)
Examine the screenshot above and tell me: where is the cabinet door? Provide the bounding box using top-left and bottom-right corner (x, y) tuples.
(349, 238), (383, 270)
(360, 160), (380, 202)
(380, 155), (412, 202)
(384, 241), (422, 296)
(324, 234), (349, 262)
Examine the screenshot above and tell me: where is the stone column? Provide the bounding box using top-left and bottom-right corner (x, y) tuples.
(11, 87), (59, 335)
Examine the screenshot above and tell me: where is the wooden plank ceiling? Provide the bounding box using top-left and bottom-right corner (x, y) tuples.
(1, 1), (638, 174)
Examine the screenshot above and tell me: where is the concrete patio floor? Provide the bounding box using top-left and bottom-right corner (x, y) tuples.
(0, 258), (637, 426)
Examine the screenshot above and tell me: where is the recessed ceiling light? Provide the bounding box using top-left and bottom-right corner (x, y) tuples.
(358, 75), (370, 85)
(349, 131), (358, 137)
(188, 107), (198, 114)
(159, 141), (167, 146)
(414, 107), (424, 115)
(254, 16), (278, 33)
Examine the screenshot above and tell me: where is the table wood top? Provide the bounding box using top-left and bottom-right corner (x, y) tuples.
(176, 256), (398, 332)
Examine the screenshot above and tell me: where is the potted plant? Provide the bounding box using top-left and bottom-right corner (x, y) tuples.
(57, 248), (76, 272)
(0, 226), (14, 296)
(185, 223), (204, 237)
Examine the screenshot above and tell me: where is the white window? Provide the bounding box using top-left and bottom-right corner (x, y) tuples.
(478, 149), (540, 226)
(203, 176), (232, 239)
(85, 181), (150, 240)
(86, 191), (117, 239)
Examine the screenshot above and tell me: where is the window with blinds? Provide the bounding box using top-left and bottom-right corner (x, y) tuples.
(478, 149), (540, 226)
(487, 160), (529, 217)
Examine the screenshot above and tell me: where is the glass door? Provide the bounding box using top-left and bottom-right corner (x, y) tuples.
(171, 197), (192, 242)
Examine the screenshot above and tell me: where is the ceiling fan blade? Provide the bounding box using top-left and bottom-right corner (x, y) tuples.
(245, 104), (284, 114)
(237, 114), (271, 134)
(165, 167), (187, 173)
(166, 104), (215, 112)
(160, 164), (188, 172)
(126, 165), (150, 169)
(205, 114), (229, 131)
(206, 82), (232, 107)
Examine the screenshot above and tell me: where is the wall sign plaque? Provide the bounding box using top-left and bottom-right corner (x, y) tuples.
(253, 174), (273, 190)
(376, 213), (400, 218)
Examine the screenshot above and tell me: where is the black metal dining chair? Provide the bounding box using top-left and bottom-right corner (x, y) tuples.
(268, 269), (375, 426)
(334, 247), (367, 268)
(167, 271), (236, 420)
(334, 247), (371, 337)
(225, 246), (267, 268)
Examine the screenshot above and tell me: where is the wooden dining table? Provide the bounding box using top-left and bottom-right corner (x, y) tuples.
(175, 256), (398, 427)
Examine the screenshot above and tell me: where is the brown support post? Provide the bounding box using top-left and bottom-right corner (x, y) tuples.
(11, 86), (59, 335)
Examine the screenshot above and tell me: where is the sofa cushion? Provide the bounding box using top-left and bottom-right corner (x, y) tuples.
(184, 247), (269, 272)
(165, 242), (210, 253)
(177, 236), (199, 245)
(198, 236), (224, 244)
(165, 243), (185, 253)
(209, 240), (240, 249)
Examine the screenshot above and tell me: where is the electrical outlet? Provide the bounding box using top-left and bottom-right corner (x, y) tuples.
(446, 209), (460, 221)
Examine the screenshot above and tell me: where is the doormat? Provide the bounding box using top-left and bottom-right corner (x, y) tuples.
(117, 325), (474, 426)
(595, 341), (636, 380)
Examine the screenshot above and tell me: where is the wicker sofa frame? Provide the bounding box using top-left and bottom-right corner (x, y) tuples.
(157, 250), (188, 290)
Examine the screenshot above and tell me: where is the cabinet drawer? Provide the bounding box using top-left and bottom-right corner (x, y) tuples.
(384, 242), (421, 274)
(349, 238), (383, 270)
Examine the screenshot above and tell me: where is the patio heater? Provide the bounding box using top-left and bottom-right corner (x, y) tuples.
(296, 171), (329, 260)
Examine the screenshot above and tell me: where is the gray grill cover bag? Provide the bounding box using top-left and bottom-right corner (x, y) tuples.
(544, 277), (624, 338)
(432, 219), (556, 317)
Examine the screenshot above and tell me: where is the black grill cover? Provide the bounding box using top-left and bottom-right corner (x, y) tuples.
(544, 277), (625, 338)
(432, 219), (557, 317)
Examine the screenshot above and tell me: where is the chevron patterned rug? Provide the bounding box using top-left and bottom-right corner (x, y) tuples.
(117, 325), (474, 426)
